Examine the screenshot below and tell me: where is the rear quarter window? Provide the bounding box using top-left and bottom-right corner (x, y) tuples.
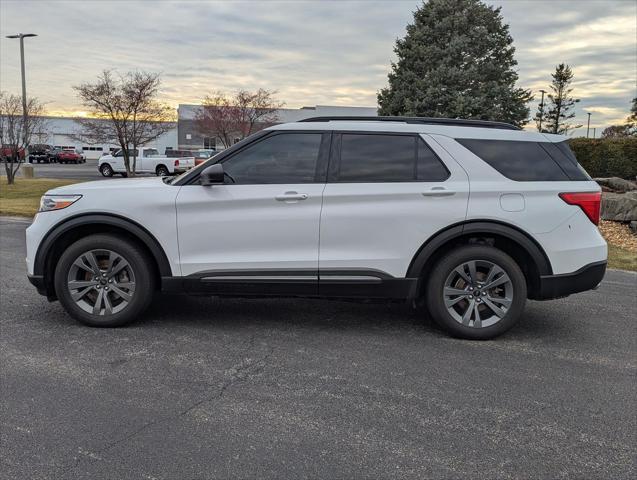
(457, 139), (573, 181)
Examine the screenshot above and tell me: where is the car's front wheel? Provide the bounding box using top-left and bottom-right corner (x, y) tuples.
(100, 163), (114, 177)
(54, 234), (155, 327)
(425, 245), (527, 340)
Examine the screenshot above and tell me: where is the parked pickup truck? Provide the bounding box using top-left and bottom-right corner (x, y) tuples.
(98, 148), (195, 177)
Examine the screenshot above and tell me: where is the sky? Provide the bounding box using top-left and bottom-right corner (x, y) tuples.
(0, 0), (635, 136)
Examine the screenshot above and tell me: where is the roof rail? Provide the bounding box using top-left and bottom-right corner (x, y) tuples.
(297, 116), (520, 131)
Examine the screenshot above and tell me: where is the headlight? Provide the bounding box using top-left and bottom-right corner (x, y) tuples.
(39, 194), (82, 212)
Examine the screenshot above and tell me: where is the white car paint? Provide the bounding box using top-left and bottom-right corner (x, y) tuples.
(98, 147), (194, 176)
(27, 119), (606, 282)
(26, 178), (182, 276)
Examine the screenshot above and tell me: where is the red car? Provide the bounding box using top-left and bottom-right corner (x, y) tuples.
(54, 149), (84, 164)
(0, 144), (25, 161)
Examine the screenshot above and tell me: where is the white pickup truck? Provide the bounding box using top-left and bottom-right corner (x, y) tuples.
(98, 148), (195, 177)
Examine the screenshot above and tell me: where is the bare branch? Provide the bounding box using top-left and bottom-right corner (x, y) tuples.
(73, 70), (174, 176)
(0, 91), (48, 184)
(193, 89), (283, 148)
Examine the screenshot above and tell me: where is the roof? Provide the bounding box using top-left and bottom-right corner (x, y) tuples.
(299, 116), (520, 130)
(268, 117), (567, 143)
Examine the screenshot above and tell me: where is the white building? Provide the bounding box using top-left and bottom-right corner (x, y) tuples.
(25, 105), (377, 159)
(29, 117), (178, 160)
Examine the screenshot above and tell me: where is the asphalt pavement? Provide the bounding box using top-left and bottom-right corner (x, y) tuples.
(26, 159), (105, 181)
(1, 217), (636, 479)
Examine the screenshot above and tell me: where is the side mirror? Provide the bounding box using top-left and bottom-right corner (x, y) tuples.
(200, 164), (225, 186)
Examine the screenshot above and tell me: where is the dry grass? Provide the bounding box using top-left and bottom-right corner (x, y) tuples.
(0, 178), (79, 217)
(599, 221), (637, 271)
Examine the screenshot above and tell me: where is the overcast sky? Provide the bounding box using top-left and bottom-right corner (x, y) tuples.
(1, 0), (635, 135)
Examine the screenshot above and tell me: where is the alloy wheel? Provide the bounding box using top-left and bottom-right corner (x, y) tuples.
(443, 260), (513, 328)
(66, 249), (136, 315)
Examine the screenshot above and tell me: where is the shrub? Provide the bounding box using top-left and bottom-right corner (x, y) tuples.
(569, 137), (637, 180)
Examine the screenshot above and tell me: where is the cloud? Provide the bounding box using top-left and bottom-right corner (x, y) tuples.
(1, 0), (635, 135)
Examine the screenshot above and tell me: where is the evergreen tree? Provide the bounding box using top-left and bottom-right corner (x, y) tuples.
(377, 0), (532, 127)
(543, 63), (581, 135)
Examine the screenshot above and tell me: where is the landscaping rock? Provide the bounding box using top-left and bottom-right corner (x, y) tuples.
(601, 191), (637, 222)
(595, 177), (637, 193)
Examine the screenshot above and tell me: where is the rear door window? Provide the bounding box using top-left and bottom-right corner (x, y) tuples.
(457, 139), (570, 181)
(335, 134), (448, 182)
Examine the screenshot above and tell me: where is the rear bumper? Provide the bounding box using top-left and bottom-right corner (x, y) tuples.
(534, 261), (607, 300)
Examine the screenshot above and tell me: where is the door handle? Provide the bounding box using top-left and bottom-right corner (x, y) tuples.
(275, 192), (308, 202)
(422, 187), (456, 197)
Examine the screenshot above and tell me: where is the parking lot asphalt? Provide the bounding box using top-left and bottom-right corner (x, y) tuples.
(27, 159), (105, 181)
(1, 217), (636, 480)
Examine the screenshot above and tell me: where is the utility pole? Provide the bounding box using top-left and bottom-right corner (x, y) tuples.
(5, 33), (38, 164)
(586, 112), (591, 138)
(593, 127), (596, 139)
(538, 89), (547, 132)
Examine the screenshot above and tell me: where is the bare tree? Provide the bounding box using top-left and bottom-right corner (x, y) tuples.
(194, 89), (283, 148)
(73, 71), (174, 176)
(0, 91), (48, 185)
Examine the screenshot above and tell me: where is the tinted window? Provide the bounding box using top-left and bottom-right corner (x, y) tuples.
(222, 133), (322, 184)
(337, 134), (448, 182)
(115, 149), (138, 157)
(417, 138), (450, 181)
(550, 141), (591, 180)
(457, 139), (569, 181)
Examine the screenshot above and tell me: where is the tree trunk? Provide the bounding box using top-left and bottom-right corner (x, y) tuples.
(5, 158), (16, 185)
(132, 144), (137, 176)
(123, 151), (132, 177)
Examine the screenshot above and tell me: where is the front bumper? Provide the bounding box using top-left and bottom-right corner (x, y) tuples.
(535, 261), (607, 300)
(27, 274), (47, 296)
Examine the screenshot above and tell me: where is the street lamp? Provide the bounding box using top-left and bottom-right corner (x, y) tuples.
(6, 33), (38, 164)
(586, 112), (592, 138)
(538, 89), (547, 132)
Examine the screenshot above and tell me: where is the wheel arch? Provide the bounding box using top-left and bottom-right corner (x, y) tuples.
(407, 220), (553, 300)
(35, 213), (172, 298)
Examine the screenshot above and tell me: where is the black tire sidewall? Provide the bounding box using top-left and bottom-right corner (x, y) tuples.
(100, 164), (113, 177)
(425, 245), (527, 340)
(54, 234), (155, 327)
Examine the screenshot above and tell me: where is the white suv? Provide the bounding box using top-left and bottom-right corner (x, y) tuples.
(26, 117), (607, 339)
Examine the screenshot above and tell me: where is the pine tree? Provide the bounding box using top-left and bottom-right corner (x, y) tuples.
(377, 0), (532, 127)
(543, 63), (581, 135)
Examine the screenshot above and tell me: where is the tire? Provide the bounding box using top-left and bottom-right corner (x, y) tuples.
(100, 163), (114, 177)
(425, 245), (527, 340)
(156, 165), (169, 177)
(54, 234), (155, 327)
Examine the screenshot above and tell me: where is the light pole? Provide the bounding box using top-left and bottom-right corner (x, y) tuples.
(586, 112), (592, 138)
(6, 33), (38, 164)
(538, 89), (547, 132)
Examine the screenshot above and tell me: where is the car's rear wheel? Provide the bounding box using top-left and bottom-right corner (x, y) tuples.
(425, 245), (526, 340)
(54, 234), (155, 327)
(100, 163), (114, 177)
(156, 165), (169, 176)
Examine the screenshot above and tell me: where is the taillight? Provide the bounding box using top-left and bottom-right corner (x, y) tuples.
(559, 192), (601, 225)
(174, 159), (179, 167)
